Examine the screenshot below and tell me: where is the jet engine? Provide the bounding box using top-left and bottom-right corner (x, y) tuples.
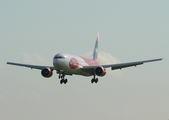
(41, 68), (53, 78)
(94, 66), (106, 76)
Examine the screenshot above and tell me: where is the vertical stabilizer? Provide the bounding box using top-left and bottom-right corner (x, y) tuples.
(92, 33), (99, 60)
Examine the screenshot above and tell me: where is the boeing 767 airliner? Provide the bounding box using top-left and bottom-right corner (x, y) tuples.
(7, 35), (162, 84)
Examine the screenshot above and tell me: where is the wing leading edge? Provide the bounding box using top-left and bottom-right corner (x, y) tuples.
(6, 62), (54, 70)
(81, 58), (163, 70)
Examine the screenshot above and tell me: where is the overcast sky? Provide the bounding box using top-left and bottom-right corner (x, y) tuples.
(0, 0), (169, 120)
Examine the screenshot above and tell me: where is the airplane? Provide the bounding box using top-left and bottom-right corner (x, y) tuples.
(7, 34), (162, 84)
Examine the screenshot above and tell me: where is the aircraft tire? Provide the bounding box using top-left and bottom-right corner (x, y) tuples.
(91, 78), (94, 83)
(59, 75), (61, 79)
(64, 79), (68, 84)
(95, 78), (98, 83)
(60, 79), (64, 84)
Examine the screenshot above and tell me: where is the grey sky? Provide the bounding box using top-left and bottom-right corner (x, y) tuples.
(0, 0), (169, 120)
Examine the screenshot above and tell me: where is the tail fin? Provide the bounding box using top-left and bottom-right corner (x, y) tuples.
(92, 33), (99, 60)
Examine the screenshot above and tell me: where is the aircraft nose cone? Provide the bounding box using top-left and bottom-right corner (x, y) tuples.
(53, 53), (67, 70)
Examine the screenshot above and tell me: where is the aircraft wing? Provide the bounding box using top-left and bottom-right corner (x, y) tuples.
(6, 62), (54, 70)
(81, 58), (163, 70)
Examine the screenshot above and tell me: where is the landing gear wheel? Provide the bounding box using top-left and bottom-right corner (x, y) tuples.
(60, 79), (64, 84)
(95, 78), (98, 83)
(64, 79), (68, 84)
(60, 75), (63, 79)
(91, 78), (94, 83)
(60, 79), (68, 84)
(58, 74), (61, 79)
(91, 78), (98, 83)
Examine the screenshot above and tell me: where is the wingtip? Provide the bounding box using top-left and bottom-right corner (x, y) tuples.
(158, 58), (163, 61)
(6, 62), (13, 64)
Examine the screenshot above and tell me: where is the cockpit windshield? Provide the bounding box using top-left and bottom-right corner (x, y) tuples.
(54, 56), (65, 59)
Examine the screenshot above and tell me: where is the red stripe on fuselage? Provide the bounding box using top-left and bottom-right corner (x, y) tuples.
(80, 57), (99, 66)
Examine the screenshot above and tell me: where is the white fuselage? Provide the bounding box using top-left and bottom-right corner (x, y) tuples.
(53, 53), (98, 76)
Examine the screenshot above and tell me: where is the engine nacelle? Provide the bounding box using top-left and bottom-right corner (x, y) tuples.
(41, 68), (53, 78)
(94, 66), (106, 76)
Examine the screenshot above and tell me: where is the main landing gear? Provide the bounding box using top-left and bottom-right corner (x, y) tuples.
(59, 73), (68, 84)
(58, 73), (98, 84)
(91, 74), (98, 83)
